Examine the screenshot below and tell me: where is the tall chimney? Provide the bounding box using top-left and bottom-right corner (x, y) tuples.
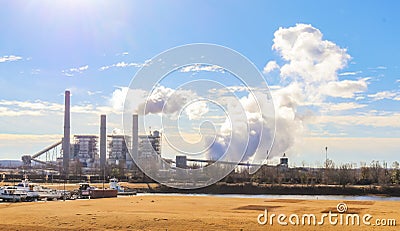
(100, 115), (107, 170)
(62, 90), (70, 175)
(132, 114), (138, 158)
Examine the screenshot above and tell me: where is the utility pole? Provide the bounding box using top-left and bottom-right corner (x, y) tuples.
(325, 146), (328, 169)
(325, 146), (328, 185)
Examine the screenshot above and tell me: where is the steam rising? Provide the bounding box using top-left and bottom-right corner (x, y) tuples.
(118, 24), (369, 164)
(207, 23), (368, 162)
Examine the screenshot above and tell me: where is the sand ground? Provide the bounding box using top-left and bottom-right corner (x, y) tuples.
(0, 195), (398, 230)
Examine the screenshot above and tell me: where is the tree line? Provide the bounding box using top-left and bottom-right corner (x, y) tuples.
(222, 160), (400, 187)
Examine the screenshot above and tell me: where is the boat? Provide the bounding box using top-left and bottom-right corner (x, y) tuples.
(78, 182), (118, 199)
(109, 178), (124, 192)
(109, 178), (136, 196)
(0, 186), (28, 202)
(31, 184), (62, 200)
(15, 179), (62, 201)
(14, 179), (39, 201)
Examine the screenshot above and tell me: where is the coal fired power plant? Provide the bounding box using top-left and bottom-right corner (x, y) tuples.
(19, 90), (282, 181)
(20, 90), (157, 177)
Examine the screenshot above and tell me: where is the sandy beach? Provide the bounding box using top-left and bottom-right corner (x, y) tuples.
(0, 195), (398, 230)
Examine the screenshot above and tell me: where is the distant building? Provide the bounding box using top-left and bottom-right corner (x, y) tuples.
(138, 130), (161, 158)
(136, 130), (163, 171)
(107, 135), (129, 166)
(57, 126), (163, 172)
(176, 156), (187, 169)
(72, 135), (99, 168)
(278, 153), (289, 169)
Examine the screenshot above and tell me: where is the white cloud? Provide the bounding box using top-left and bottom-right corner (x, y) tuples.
(87, 90), (102, 96)
(0, 134), (63, 159)
(0, 99), (115, 117)
(261, 24), (372, 157)
(338, 71), (362, 76)
(0, 134), (62, 142)
(0, 100), (63, 113)
(179, 64), (225, 73)
(0, 55), (22, 63)
(268, 85), (282, 90)
(184, 101), (209, 120)
(368, 91), (399, 101)
(110, 87), (129, 111)
(272, 83), (303, 111)
(113, 85), (217, 119)
(63, 72), (74, 77)
(71, 65), (88, 72)
(208, 85), (260, 96)
(30, 69), (41, 75)
(115, 62), (138, 68)
(71, 105), (97, 114)
(138, 86), (200, 116)
(62, 65), (89, 76)
(312, 113), (400, 128)
(99, 61), (144, 71)
(325, 102), (367, 111)
(321, 79), (368, 98)
(263, 61), (279, 73)
(273, 23), (351, 84)
(225, 86), (250, 92)
(111, 86), (202, 116)
(267, 23), (363, 107)
(0, 106), (43, 116)
(114, 52), (129, 56)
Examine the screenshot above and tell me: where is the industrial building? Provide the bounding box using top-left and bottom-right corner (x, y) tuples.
(176, 156), (187, 169)
(278, 153), (289, 168)
(67, 115), (161, 172)
(107, 135), (130, 166)
(138, 130), (161, 158)
(19, 90), (286, 181)
(72, 135), (99, 168)
(20, 91), (161, 175)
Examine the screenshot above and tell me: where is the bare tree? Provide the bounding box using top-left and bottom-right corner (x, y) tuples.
(370, 160), (381, 184)
(338, 163), (352, 188)
(391, 161), (400, 184)
(324, 159), (335, 184)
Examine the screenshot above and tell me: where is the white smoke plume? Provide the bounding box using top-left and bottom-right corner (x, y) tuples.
(207, 23), (369, 163)
(206, 92), (273, 162)
(118, 85), (208, 120)
(268, 23), (368, 158)
(119, 24), (369, 164)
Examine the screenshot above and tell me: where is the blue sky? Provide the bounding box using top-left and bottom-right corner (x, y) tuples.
(0, 0), (399, 166)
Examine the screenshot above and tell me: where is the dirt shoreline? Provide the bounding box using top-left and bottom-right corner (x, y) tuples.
(153, 183), (400, 197)
(0, 195), (399, 230)
(3, 181), (400, 196)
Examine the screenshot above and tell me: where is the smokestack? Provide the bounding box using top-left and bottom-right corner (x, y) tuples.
(62, 90), (70, 175)
(100, 115), (107, 170)
(132, 114), (138, 158)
